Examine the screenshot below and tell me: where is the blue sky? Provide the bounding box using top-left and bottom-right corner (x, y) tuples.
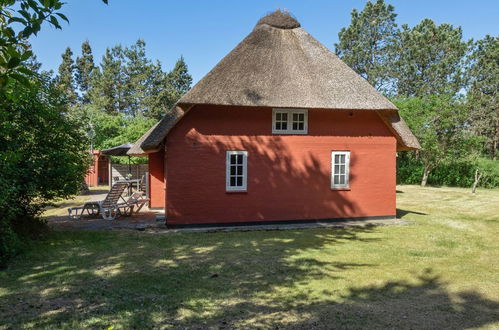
(30, 0), (499, 84)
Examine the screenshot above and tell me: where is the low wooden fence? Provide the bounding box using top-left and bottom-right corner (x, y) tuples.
(110, 163), (148, 182)
(109, 163), (150, 198)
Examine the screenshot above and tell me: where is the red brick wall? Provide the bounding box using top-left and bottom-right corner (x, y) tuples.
(148, 150), (165, 208)
(164, 105), (397, 225)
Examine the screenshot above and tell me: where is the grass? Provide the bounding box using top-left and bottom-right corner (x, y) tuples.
(1, 185), (498, 329)
(42, 186), (107, 218)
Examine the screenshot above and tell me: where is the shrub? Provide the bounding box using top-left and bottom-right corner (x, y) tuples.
(0, 74), (90, 267)
(397, 155), (499, 188)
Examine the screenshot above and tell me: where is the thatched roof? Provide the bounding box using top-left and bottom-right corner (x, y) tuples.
(128, 10), (419, 156)
(256, 10), (300, 29)
(127, 106), (185, 156)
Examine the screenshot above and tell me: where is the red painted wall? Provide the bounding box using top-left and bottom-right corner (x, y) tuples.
(148, 150), (165, 208)
(164, 105), (397, 225)
(84, 151), (109, 187)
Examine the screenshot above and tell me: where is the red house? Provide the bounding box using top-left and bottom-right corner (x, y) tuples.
(129, 11), (419, 228)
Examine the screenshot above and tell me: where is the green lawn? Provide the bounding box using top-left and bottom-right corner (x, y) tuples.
(42, 186), (108, 218)
(1, 185), (498, 329)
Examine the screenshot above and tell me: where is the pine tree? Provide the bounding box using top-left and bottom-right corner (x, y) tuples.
(144, 56), (192, 120)
(86, 41), (192, 120)
(467, 35), (499, 159)
(168, 56), (192, 97)
(75, 40), (95, 102)
(395, 19), (470, 97)
(57, 47), (77, 104)
(89, 46), (125, 114)
(335, 0), (399, 94)
(123, 39), (152, 117)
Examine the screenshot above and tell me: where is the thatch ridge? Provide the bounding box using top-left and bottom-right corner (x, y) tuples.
(256, 10), (300, 29)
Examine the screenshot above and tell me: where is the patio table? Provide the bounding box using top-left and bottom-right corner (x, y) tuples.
(115, 179), (141, 196)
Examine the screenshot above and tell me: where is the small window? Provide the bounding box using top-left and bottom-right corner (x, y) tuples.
(226, 151), (248, 191)
(331, 151), (350, 189)
(272, 109), (308, 134)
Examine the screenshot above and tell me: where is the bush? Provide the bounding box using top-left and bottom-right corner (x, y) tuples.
(397, 155), (499, 188)
(0, 74), (90, 267)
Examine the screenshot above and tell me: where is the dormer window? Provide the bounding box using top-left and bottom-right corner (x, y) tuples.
(272, 109), (308, 134)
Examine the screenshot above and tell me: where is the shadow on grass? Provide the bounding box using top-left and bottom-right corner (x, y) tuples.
(83, 188), (109, 195)
(46, 200), (86, 209)
(0, 227), (497, 329)
(396, 208), (427, 218)
(238, 268), (499, 329)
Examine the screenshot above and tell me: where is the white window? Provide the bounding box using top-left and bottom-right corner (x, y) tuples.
(331, 151), (350, 189)
(272, 109), (308, 134)
(226, 151), (248, 191)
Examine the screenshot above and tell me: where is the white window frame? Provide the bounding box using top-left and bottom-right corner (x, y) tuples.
(226, 151), (248, 192)
(331, 151), (350, 189)
(272, 108), (308, 134)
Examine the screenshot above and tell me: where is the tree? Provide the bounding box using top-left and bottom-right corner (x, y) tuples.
(467, 35), (499, 159)
(0, 74), (90, 266)
(86, 40), (193, 119)
(395, 19), (470, 97)
(0, 0), (108, 266)
(122, 39), (153, 117)
(394, 95), (472, 186)
(56, 47), (77, 104)
(75, 40), (95, 102)
(0, 0), (68, 90)
(73, 102), (156, 158)
(168, 56), (192, 97)
(145, 56), (192, 120)
(88, 46), (125, 114)
(335, 0), (398, 94)
(471, 158), (499, 193)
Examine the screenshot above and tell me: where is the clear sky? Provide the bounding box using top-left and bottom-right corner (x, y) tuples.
(30, 0), (499, 84)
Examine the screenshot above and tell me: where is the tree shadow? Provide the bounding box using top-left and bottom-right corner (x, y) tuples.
(274, 268), (499, 329)
(0, 225), (379, 328)
(83, 188), (109, 195)
(166, 105), (398, 225)
(1, 227), (497, 329)
(1, 220), (497, 329)
(169, 133), (361, 224)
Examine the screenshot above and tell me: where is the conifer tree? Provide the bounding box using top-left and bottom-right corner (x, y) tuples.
(57, 47), (77, 104)
(467, 35), (499, 159)
(168, 56), (192, 97)
(89, 46), (125, 114)
(395, 19), (470, 97)
(335, 0), (399, 94)
(75, 40), (95, 102)
(144, 56), (192, 120)
(123, 39), (152, 117)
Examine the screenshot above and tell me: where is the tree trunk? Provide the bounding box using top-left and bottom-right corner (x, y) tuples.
(493, 138), (497, 160)
(421, 167), (431, 187)
(472, 169), (482, 194)
(493, 117), (498, 160)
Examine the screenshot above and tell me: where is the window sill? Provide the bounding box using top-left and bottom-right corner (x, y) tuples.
(331, 187), (351, 191)
(271, 131), (308, 135)
(226, 190), (248, 194)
